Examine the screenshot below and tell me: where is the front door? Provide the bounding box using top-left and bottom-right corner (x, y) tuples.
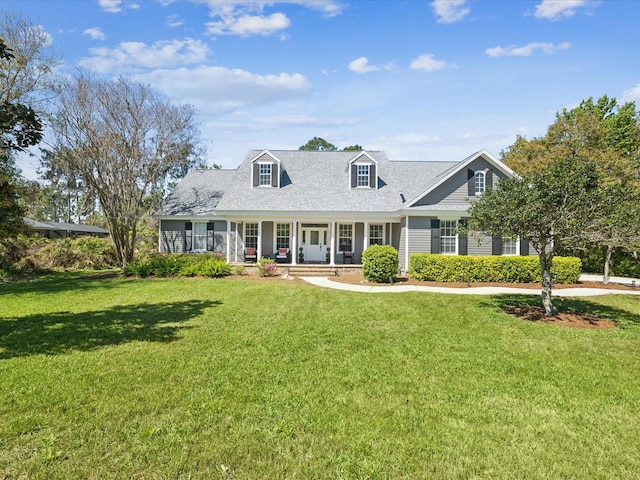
(301, 227), (328, 262)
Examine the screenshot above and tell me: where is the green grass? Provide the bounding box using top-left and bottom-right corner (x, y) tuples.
(1, 272), (640, 479)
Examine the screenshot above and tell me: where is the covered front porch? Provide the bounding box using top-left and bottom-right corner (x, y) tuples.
(231, 218), (400, 266)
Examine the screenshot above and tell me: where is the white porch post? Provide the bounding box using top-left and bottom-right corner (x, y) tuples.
(234, 222), (238, 263)
(257, 221), (263, 260)
(330, 221), (336, 265)
(405, 216), (410, 271)
(363, 221), (369, 252)
(226, 220), (231, 263)
(291, 220), (298, 265)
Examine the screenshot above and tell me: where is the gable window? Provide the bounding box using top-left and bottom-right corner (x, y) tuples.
(245, 223), (258, 249)
(502, 236), (518, 255)
(357, 164), (370, 187)
(193, 222), (207, 251)
(440, 220), (458, 254)
(369, 224), (384, 246)
(259, 163), (271, 186)
(276, 223), (290, 249)
(339, 224), (353, 252)
(474, 171), (486, 195)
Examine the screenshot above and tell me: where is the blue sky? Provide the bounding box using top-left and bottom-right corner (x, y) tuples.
(6, 0), (640, 177)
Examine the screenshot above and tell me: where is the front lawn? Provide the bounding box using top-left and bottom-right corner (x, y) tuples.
(1, 273), (640, 479)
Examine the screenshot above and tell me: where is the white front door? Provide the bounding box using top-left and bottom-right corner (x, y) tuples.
(301, 227), (327, 262)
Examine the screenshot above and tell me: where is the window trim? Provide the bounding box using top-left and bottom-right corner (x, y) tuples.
(258, 163), (272, 187)
(369, 223), (385, 246)
(192, 221), (207, 252)
(474, 170), (486, 196)
(244, 222), (258, 250)
(338, 223), (354, 253)
(440, 219), (458, 255)
(502, 236), (520, 256)
(356, 164), (370, 188)
(275, 223), (291, 250)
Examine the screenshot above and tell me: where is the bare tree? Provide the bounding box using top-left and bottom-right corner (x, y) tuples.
(52, 72), (203, 266)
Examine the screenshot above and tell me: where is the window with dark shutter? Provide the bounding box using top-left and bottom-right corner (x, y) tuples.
(252, 163), (260, 187)
(458, 219), (468, 255)
(369, 164), (377, 188)
(185, 222), (193, 252)
(271, 162), (279, 187)
(350, 164), (357, 188)
(491, 236), (502, 255)
(467, 169), (475, 196)
(207, 223), (214, 251)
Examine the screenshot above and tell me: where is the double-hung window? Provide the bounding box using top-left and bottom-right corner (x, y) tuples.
(474, 171), (486, 196)
(259, 163), (271, 186)
(339, 224), (353, 252)
(356, 164), (369, 187)
(440, 220), (458, 254)
(369, 224), (384, 245)
(502, 236), (518, 255)
(245, 223), (258, 249)
(276, 223), (290, 249)
(193, 222), (207, 251)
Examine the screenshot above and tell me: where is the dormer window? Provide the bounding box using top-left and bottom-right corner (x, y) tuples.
(357, 164), (370, 187)
(259, 163), (272, 186)
(349, 152), (378, 189)
(474, 171), (486, 195)
(251, 150), (280, 188)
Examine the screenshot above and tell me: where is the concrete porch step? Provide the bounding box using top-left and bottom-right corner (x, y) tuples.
(282, 264), (362, 277)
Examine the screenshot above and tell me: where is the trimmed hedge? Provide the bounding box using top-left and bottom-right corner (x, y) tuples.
(362, 245), (399, 283)
(409, 254), (581, 284)
(123, 253), (231, 278)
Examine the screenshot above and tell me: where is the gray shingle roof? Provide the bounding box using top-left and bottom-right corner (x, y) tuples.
(155, 150), (460, 216)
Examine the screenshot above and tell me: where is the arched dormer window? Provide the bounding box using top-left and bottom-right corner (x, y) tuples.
(474, 171), (486, 196)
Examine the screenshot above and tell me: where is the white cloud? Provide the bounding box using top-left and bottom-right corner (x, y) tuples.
(348, 57), (380, 74)
(622, 84), (640, 103)
(430, 0), (470, 24)
(98, 0), (122, 13)
(485, 41), (571, 57)
(209, 114), (361, 132)
(82, 27), (105, 40)
(78, 38), (209, 72)
(167, 14), (184, 27)
(534, 0), (596, 20)
(136, 66), (311, 113)
(207, 12), (290, 36)
(380, 132), (442, 145)
(409, 54), (447, 71)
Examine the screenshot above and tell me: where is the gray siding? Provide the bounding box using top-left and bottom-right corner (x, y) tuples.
(213, 221), (227, 255)
(390, 222), (401, 250)
(354, 222), (364, 263)
(160, 220), (186, 253)
(398, 218), (407, 270)
(468, 233), (493, 256)
(414, 157), (508, 206)
(262, 221), (274, 255)
(407, 217), (432, 255)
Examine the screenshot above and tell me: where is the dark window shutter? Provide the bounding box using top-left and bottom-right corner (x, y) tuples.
(520, 237), (530, 256)
(271, 162), (278, 187)
(185, 222), (193, 252)
(468, 169), (475, 196)
(207, 222), (214, 251)
(369, 164), (377, 188)
(492, 236), (502, 255)
(252, 163), (259, 187)
(431, 219), (440, 254)
(486, 169), (493, 189)
(458, 219), (468, 255)
(350, 164), (357, 188)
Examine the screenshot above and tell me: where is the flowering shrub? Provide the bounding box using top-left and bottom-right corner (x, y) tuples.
(257, 257), (277, 277)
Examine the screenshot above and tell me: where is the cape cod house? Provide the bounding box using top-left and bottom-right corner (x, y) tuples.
(153, 149), (528, 272)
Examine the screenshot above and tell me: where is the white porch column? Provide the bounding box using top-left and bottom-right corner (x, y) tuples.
(257, 221), (263, 260)
(405, 216), (410, 271)
(330, 221), (336, 265)
(234, 222), (238, 263)
(291, 220), (298, 265)
(363, 221), (369, 252)
(226, 220), (231, 263)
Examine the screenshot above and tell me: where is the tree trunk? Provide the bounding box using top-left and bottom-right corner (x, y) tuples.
(603, 245), (612, 284)
(539, 252), (557, 316)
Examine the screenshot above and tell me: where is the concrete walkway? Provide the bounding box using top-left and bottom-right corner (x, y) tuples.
(299, 274), (640, 297)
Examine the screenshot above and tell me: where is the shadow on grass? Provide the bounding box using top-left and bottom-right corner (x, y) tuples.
(0, 299), (220, 359)
(0, 270), (128, 297)
(482, 294), (640, 328)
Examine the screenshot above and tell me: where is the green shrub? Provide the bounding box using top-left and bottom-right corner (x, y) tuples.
(257, 257), (277, 277)
(362, 245), (399, 283)
(409, 254), (581, 284)
(122, 253), (231, 278)
(18, 236), (117, 271)
(234, 265), (248, 276)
